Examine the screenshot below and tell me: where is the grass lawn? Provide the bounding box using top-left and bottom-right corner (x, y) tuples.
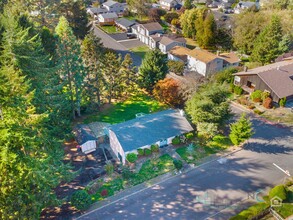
(274, 204), (293, 218)
(130, 45), (151, 59)
(185, 38), (199, 49)
(99, 25), (122, 34)
(84, 92), (167, 124)
(176, 135), (232, 164)
(124, 15), (149, 22)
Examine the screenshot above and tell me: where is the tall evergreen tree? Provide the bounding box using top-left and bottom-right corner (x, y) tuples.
(119, 53), (137, 96)
(0, 5), (71, 218)
(81, 33), (104, 109)
(101, 52), (122, 103)
(55, 16), (86, 118)
(251, 15), (284, 64)
(139, 49), (168, 92)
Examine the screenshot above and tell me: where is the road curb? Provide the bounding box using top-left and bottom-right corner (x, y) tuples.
(75, 146), (243, 219)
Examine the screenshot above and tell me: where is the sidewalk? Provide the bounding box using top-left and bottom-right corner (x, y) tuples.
(76, 145), (243, 219)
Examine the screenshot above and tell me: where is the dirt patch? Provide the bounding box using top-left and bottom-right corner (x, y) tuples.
(40, 139), (113, 219)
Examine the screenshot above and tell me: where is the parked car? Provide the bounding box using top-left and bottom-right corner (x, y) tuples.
(127, 33), (136, 39)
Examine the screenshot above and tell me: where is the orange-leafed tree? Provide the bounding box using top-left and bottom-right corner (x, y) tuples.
(153, 78), (183, 107)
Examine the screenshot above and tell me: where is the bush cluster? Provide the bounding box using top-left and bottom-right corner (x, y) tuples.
(126, 153), (138, 163)
(167, 60), (185, 75)
(234, 86), (243, 95)
(185, 132), (194, 140)
(172, 137), (181, 145)
(173, 159), (183, 170)
(151, 144), (159, 152)
(137, 148), (144, 156)
(144, 148), (152, 156)
(279, 97), (286, 107)
(70, 190), (92, 211)
(269, 185), (287, 201)
(250, 90), (262, 102)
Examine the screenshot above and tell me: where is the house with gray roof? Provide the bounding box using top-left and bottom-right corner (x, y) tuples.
(98, 12), (118, 25)
(115, 18), (136, 32)
(159, 35), (186, 54)
(233, 59), (293, 103)
(108, 109), (193, 164)
(103, 0), (125, 15)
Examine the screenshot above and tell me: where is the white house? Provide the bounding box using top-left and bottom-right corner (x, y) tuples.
(98, 12), (118, 25)
(132, 22), (164, 48)
(167, 46), (240, 76)
(103, 0), (125, 16)
(108, 109), (194, 164)
(186, 49), (224, 76)
(160, 0), (182, 10)
(158, 35), (186, 54)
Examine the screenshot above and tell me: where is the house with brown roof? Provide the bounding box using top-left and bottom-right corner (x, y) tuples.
(167, 46), (240, 76)
(233, 59), (293, 102)
(168, 46), (191, 63)
(186, 49), (224, 76)
(159, 35), (186, 53)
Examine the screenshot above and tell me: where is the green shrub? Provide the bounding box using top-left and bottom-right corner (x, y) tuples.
(230, 83), (235, 93)
(234, 86), (243, 95)
(71, 190), (92, 210)
(126, 153), (138, 163)
(150, 144), (159, 152)
(250, 90), (262, 102)
(144, 148), (152, 156)
(105, 162), (114, 175)
(173, 159), (183, 170)
(121, 166), (134, 179)
(261, 91), (270, 101)
(279, 97), (286, 107)
(137, 148), (144, 156)
(269, 185), (287, 201)
(185, 132), (194, 140)
(172, 137), (181, 145)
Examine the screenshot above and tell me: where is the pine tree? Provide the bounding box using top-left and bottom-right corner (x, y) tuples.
(119, 53), (137, 96)
(139, 49), (168, 92)
(251, 15), (284, 64)
(229, 113), (254, 146)
(101, 52), (122, 103)
(81, 33), (104, 109)
(0, 5), (71, 218)
(55, 16), (86, 118)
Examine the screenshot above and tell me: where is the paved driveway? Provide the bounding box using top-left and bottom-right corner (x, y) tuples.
(77, 105), (293, 220)
(93, 27), (142, 66)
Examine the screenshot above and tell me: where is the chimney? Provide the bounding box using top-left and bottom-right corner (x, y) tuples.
(179, 109), (185, 117)
(277, 66), (280, 71)
(244, 66), (248, 72)
(216, 50), (220, 56)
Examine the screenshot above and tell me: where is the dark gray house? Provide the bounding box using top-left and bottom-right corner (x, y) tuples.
(115, 18), (136, 32)
(108, 109), (194, 164)
(233, 59), (293, 102)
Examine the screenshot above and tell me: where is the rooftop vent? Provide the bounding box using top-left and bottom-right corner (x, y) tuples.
(136, 113), (146, 118)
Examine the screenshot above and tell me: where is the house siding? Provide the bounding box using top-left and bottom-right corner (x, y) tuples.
(109, 130), (126, 164)
(235, 75), (281, 102)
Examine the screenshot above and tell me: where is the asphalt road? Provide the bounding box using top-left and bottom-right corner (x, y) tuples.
(77, 105), (293, 220)
(93, 27), (142, 66)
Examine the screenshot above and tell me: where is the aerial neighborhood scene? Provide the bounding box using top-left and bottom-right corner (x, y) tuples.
(1, 0), (293, 219)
